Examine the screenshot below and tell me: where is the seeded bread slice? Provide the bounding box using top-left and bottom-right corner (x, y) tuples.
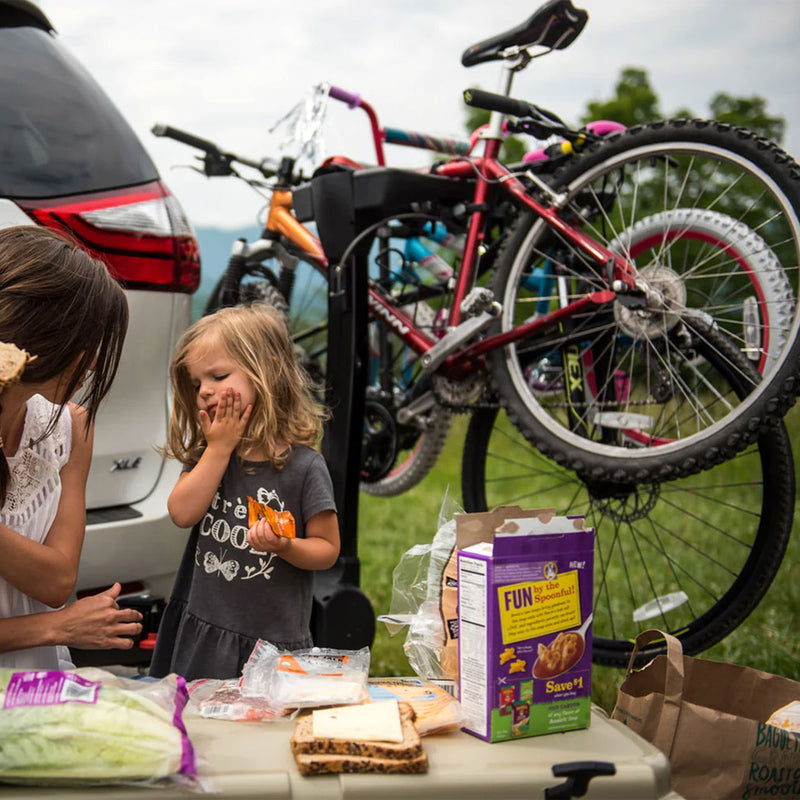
(0, 343), (32, 387)
(294, 751), (429, 776)
(290, 703), (422, 760)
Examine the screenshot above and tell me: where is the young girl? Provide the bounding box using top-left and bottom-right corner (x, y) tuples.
(149, 304), (340, 681)
(0, 225), (138, 669)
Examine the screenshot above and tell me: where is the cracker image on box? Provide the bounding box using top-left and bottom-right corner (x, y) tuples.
(456, 508), (594, 743)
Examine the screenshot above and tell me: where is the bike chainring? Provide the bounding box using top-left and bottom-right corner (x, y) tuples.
(432, 372), (490, 410)
(360, 398), (399, 483)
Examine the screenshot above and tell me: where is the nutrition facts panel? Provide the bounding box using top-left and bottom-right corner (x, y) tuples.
(458, 554), (489, 737)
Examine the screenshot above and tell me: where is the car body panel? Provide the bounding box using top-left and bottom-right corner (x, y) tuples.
(0, 1), (196, 613)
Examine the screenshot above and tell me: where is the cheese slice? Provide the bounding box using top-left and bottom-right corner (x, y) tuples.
(312, 700), (404, 743)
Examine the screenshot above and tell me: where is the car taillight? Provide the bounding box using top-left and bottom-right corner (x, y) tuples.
(20, 181), (200, 292)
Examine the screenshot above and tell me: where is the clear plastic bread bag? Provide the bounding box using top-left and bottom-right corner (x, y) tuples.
(377, 489), (462, 683)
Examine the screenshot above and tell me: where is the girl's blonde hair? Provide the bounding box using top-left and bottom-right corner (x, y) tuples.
(165, 304), (328, 468)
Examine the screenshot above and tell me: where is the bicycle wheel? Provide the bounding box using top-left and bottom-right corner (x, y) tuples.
(489, 119), (800, 482)
(461, 405), (794, 666)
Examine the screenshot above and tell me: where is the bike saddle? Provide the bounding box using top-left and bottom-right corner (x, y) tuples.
(461, 0), (588, 67)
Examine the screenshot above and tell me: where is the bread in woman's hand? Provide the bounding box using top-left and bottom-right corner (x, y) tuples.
(0, 342), (32, 387)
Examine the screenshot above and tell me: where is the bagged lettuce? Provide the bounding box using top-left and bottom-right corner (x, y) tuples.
(0, 668), (195, 786)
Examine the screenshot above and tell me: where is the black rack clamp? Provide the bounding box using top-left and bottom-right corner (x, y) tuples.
(302, 168), (375, 651)
(295, 165), (474, 649)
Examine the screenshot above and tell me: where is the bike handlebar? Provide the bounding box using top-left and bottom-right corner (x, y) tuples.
(328, 85), (362, 109)
(152, 123), (221, 156)
(152, 122), (280, 178)
(463, 88), (570, 139)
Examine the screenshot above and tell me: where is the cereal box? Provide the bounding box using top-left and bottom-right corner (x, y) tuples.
(456, 508), (594, 742)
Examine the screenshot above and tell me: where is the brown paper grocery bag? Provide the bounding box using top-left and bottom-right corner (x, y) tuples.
(612, 630), (800, 800)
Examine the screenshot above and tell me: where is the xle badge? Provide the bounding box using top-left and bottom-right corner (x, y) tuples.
(110, 457), (142, 472)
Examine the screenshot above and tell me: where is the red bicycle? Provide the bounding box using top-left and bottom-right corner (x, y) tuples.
(156, 0), (800, 665)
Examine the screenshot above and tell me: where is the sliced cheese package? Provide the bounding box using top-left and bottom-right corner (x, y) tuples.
(241, 640), (369, 710)
(367, 677), (465, 735)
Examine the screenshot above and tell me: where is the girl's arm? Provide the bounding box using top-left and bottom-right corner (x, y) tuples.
(0, 403), (92, 608)
(0, 583), (143, 653)
(167, 389), (252, 528)
(247, 509), (340, 571)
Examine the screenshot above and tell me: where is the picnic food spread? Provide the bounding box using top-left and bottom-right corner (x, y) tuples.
(6, 504), (782, 797)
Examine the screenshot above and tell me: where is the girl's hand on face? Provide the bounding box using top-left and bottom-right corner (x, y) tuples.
(247, 518), (290, 555)
(200, 388), (252, 453)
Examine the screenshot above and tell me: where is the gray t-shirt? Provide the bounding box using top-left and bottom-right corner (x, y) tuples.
(149, 446), (336, 681)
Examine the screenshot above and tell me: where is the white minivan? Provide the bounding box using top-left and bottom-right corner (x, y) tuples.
(0, 0), (195, 661)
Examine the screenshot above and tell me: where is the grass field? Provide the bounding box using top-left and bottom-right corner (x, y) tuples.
(357, 404), (800, 713)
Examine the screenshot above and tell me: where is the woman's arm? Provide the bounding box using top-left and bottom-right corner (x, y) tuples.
(0, 403), (92, 608)
(247, 509), (340, 571)
(167, 389), (251, 528)
(0, 583), (143, 653)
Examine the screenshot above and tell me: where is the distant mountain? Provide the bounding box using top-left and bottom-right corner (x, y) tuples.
(192, 225), (262, 320)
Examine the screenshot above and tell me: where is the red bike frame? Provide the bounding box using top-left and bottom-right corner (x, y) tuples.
(300, 133), (638, 381)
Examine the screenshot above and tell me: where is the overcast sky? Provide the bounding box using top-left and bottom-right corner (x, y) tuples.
(41, 0), (800, 230)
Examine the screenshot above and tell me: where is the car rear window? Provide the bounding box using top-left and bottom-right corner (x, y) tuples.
(0, 24), (159, 198)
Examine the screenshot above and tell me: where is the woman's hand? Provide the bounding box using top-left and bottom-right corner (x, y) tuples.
(200, 388), (252, 454)
(56, 583), (143, 650)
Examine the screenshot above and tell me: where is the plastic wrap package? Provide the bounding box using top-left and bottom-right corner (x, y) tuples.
(367, 678), (465, 735)
(0, 668), (195, 787)
(185, 677), (291, 722)
(241, 641), (370, 711)
(377, 491), (461, 684)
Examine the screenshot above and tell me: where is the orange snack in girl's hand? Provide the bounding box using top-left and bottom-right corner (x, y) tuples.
(247, 496), (296, 538)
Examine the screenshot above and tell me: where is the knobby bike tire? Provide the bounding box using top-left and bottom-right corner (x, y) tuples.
(461, 406), (795, 666)
(488, 118), (800, 483)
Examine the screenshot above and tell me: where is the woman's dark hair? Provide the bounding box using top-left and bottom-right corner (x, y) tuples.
(0, 225), (129, 503)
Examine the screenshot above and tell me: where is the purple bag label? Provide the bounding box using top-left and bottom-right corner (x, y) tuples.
(3, 671), (99, 709)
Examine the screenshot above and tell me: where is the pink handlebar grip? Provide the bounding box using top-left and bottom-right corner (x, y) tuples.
(328, 85), (362, 109)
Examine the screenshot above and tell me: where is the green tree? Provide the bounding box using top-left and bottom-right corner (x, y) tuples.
(581, 67), (662, 128)
(709, 93), (785, 143)
(581, 67), (785, 144)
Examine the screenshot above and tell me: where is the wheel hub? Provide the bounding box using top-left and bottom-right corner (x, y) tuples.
(615, 265), (686, 339)
(587, 480), (661, 523)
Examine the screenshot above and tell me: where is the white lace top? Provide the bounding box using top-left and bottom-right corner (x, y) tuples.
(0, 394), (73, 670)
